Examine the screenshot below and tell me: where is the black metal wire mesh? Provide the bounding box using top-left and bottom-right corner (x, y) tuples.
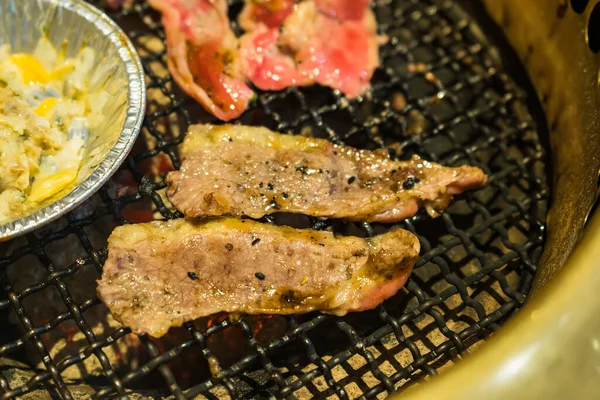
(0, 0), (548, 399)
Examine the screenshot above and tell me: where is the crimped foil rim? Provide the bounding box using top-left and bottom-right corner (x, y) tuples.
(0, 0), (146, 242)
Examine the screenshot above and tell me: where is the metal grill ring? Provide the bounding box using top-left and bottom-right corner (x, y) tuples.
(0, 0), (548, 399)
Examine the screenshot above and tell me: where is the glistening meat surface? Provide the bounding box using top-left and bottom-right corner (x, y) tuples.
(166, 124), (488, 222)
(147, 0), (253, 121)
(240, 0), (383, 97)
(148, 0), (384, 119)
(97, 218), (419, 338)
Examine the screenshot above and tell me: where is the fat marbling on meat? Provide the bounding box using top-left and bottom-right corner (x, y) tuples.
(148, 0), (385, 120)
(166, 124), (488, 222)
(97, 218), (419, 338)
(240, 0), (384, 96)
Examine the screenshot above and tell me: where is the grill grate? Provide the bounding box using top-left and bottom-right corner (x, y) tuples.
(0, 0), (548, 399)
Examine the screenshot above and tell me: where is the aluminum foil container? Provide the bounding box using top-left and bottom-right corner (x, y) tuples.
(0, 0), (145, 241)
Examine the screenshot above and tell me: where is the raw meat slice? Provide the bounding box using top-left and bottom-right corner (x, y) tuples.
(148, 0), (254, 120)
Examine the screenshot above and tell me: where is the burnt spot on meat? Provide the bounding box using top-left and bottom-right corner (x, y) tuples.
(402, 176), (421, 190)
(116, 254), (135, 269)
(188, 272), (199, 280)
(252, 237), (261, 246)
(353, 249), (367, 257)
(328, 183), (337, 196)
(203, 193), (217, 207)
(225, 243), (234, 251)
(281, 290), (298, 304)
(255, 272), (265, 280)
(347, 176), (356, 184)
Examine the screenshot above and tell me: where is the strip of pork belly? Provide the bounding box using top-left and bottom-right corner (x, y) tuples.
(166, 124), (488, 222)
(97, 218), (419, 338)
(239, 0), (383, 97)
(148, 0), (253, 120)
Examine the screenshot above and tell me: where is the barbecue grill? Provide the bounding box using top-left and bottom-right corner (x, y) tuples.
(0, 0), (597, 398)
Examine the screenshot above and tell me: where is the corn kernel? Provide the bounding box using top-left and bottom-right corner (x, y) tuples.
(28, 168), (77, 203)
(34, 98), (59, 118)
(10, 54), (50, 85)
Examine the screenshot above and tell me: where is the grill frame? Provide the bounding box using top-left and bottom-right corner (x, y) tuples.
(0, 0), (558, 399)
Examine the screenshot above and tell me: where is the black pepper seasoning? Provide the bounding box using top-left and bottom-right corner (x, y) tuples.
(225, 243), (234, 251)
(252, 238), (261, 246)
(188, 272), (198, 280)
(255, 272), (265, 280)
(259, 182), (264, 188)
(347, 176), (356, 184)
(403, 176), (421, 190)
(282, 192), (289, 199)
(267, 183), (274, 190)
(270, 198), (282, 210)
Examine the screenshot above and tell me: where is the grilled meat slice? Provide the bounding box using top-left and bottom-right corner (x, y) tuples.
(166, 124), (488, 222)
(147, 0), (253, 121)
(97, 218), (419, 338)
